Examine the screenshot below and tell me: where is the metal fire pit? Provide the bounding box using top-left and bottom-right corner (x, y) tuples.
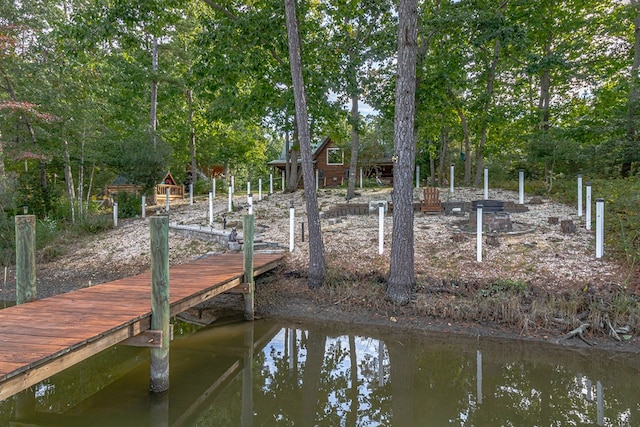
(469, 200), (513, 233)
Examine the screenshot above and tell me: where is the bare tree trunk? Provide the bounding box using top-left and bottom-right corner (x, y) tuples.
(188, 89), (197, 187)
(474, 37), (501, 186)
(63, 140), (76, 223)
(78, 137), (85, 218)
(284, 0), (327, 288)
(151, 37), (158, 150)
(346, 93), (360, 200)
(85, 162), (95, 216)
(625, 1), (640, 177)
(387, 0), (418, 305)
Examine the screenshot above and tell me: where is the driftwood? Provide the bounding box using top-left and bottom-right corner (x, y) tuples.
(560, 323), (593, 345)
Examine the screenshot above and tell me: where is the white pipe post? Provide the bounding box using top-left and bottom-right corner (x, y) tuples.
(281, 171), (285, 191)
(416, 165), (420, 188)
(596, 198), (604, 259)
(231, 175), (235, 195)
(483, 168), (489, 200)
(476, 350), (483, 405)
(208, 191), (214, 225)
(450, 164), (454, 193)
(189, 183), (193, 205)
(378, 202), (384, 255)
(247, 181), (250, 197)
(360, 167), (363, 189)
(289, 201), (295, 252)
(269, 173), (273, 194)
(228, 185), (233, 213)
(259, 178), (263, 201)
(315, 169), (319, 190)
(586, 182), (592, 231)
(248, 194), (253, 215)
(518, 170), (524, 204)
(141, 194), (146, 219)
(113, 202), (118, 228)
(577, 174), (583, 217)
(165, 187), (170, 212)
(476, 204), (483, 262)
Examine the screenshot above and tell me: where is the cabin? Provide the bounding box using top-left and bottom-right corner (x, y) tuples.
(268, 137), (394, 188)
(156, 171), (184, 200)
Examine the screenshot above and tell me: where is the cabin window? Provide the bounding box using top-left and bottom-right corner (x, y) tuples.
(327, 148), (344, 165)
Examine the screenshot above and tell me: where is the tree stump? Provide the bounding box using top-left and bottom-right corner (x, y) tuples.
(486, 233), (500, 246)
(452, 233), (466, 242)
(548, 216), (559, 225)
(560, 219), (576, 234)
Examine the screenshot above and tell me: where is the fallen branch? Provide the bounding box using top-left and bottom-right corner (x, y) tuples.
(605, 316), (622, 342)
(560, 323), (593, 346)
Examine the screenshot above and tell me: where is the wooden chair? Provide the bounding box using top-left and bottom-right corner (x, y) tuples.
(420, 187), (442, 214)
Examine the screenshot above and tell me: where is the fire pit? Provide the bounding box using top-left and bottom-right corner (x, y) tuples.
(468, 200), (513, 233)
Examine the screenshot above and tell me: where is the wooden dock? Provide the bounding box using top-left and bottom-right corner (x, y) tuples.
(0, 252), (282, 401)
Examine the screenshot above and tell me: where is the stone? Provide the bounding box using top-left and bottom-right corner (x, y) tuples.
(368, 200), (388, 214)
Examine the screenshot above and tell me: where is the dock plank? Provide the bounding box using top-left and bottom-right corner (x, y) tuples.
(0, 252), (282, 401)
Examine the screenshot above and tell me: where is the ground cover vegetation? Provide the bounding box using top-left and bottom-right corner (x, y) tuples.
(1, 1), (639, 340)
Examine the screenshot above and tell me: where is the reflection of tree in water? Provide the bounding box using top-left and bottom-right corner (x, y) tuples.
(188, 324), (640, 426)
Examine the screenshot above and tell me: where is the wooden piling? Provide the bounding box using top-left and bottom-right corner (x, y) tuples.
(243, 214), (255, 321)
(150, 215), (170, 393)
(15, 215), (36, 305)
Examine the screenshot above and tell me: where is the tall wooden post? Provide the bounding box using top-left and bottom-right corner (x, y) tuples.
(243, 214), (255, 320)
(15, 215), (36, 305)
(150, 215), (170, 393)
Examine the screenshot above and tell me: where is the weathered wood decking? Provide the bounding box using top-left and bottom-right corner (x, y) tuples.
(0, 252), (282, 401)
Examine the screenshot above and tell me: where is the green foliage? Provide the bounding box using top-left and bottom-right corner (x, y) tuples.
(116, 192), (141, 219)
(72, 214), (114, 234)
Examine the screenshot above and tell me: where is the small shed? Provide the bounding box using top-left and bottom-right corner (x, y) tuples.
(156, 172), (184, 200)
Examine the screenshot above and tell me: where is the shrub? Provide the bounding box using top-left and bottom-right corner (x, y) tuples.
(116, 192), (141, 219)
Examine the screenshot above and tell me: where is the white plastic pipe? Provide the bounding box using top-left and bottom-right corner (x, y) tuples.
(483, 168), (489, 200)
(247, 181), (250, 197)
(259, 178), (263, 201)
(596, 198), (604, 258)
(289, 201), (295, 252)
(189, 183), (193, 205)
(248, 194), (253, 215)
(228, 185), (232, 213)
(165, 188), (170, 212)
(450, 164), (454, 193)
(141, 194), (146, 218)
(476, 204), (483, 262)
(208, 191), (213, 225)
(212, 178), (216, 201)
(585, 182), (592, 231)
(281, 171), (285, 191)
(315, 169), (319, 190)
(360, 168), (363, 189)
(378, 202), (384, 255)
(577, 174), (583, 217)
(231, 175), (235, 195)
(416, 165), (420, 188)
(113, 202), (118, 228)
(269, 173), (273, 194)
(518, 170), (524, 204)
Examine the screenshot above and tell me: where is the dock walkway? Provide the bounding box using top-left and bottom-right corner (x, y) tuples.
(0, 252), (282, 401)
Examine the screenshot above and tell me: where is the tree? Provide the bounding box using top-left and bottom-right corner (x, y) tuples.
(386, 0), (418, 305)
(284, 0), (327, 288)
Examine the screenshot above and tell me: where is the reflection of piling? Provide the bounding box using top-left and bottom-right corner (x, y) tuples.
(243, 214), (255, 320)
(150, 216), (170, 393)
(15, 215), (36, 305)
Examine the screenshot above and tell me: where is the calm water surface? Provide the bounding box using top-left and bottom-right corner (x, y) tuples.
(0, 318), (638, 426)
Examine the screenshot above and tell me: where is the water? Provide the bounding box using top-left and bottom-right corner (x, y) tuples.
(1, 318), (638, 426)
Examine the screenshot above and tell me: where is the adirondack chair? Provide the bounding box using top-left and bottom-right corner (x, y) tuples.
(420, 187), (442, 214)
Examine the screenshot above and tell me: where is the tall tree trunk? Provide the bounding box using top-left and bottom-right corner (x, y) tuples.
(85, 162), (95, 216)
(63, 140), (76, 223)
(387, 0), (418, 305)
(346, 94), (360, 200)
(188, 89), (197, 187)
(284, 0), (327, 288)
(625, 1), (640, 177)
(78, 136), (85, 218)
(150, 37), (158, 150)
(473, 37), (501, 186)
